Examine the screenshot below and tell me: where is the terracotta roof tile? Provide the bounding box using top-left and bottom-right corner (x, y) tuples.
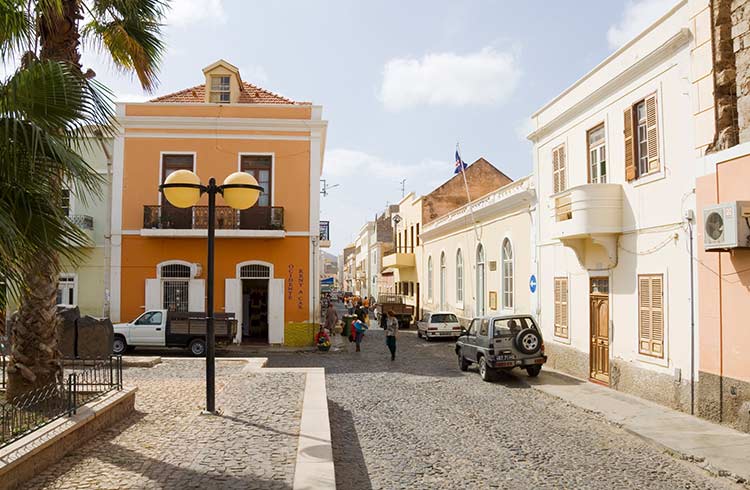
(150, 81), (308, 105)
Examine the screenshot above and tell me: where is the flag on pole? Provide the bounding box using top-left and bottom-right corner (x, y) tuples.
(454, 150), (467, 174)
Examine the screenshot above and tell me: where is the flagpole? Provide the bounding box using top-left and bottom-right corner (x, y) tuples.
(457, 142), (481, 242)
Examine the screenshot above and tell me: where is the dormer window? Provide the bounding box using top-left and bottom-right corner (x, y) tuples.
(209, 75), (231, 103)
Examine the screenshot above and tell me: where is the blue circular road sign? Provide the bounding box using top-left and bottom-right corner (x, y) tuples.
(529, 274), (537, 293)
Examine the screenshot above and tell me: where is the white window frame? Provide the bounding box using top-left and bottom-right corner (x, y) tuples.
(57, 273), (77, 307)
(159, 152), (197, 206)
(635, 101), (649, 177)
(427, 255), (433, 302)
(588, 124), (607, 184)
(157, 260), (196, 313)
(455, 249), (464, 306)
(501, 238), (514, 310)
(439, 251), (446, 310)
(476, 244), (486, 317)
(209, 75), (231, 103)
(237, 152), (275, 207)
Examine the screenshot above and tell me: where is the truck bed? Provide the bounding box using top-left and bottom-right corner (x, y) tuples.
(167, 312), (237, 342)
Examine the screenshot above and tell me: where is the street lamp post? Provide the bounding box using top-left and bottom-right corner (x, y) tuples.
(160, 170), (262, 413)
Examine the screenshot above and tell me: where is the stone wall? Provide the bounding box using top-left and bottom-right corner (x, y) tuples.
(698, 371), (750, 432)
(421, 158), (512, 225)
(733, 0), (750, 142)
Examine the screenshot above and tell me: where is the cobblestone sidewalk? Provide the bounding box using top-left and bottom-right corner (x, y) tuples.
(27, 360), (305, 490)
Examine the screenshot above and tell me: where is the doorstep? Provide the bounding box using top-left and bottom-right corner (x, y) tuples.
(527, 368), (750, 484)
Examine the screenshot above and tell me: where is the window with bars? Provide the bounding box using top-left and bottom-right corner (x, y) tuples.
(209, 75), (231, 103)
(239, 264), (270, 279)
(57, 274), (76, 306)
(638, 274), (664, 358)
(502, 239), (513, 309)
(554, 277), (568, 338)
(161, 264), (191, 312)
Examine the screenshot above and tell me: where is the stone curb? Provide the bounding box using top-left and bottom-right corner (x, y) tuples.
(243, 361), (335, 489)
(527, 367), (750, 487)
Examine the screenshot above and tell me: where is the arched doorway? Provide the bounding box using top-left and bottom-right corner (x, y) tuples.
(239, 262), (271, 342)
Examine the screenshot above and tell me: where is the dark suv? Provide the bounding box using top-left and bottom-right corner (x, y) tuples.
(455, 315), (547, 381)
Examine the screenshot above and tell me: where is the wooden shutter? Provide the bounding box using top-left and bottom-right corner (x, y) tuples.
(624, 106), (636, 181)
(552, 147), (560, 194)
(558, 145), (567, 192)
(645, 94), (659, 173)
(638, 274), (664, 358)
(554, 277), (568, 338)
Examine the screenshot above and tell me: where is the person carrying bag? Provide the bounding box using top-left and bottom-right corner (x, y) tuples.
(353, 317), (368, 352)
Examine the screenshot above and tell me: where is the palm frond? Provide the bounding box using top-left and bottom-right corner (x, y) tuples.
(83, 0), (167, 91)
(0, 0), (35, 56)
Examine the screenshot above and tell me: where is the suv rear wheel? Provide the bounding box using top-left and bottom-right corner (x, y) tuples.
(478, 356), (496, 382)
(526, 365), (542, 377)
(457, 350), (470, 371)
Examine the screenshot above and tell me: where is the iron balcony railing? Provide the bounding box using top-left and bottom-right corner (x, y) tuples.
(0, 356), (123, 447)
(320, 221), (330, 241)
(70, 214), (94, 230)
(143, 205), (284, 231)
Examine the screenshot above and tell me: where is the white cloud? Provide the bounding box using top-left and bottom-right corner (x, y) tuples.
(607, 0), (676, 50)
(167, 0), (226, 27)
(515, 118), (536, 141)
(115, 93), (152, 103)
(241, 65), (269, 85)
(324, 149), (446, 183)
(379, 46), (521, 111)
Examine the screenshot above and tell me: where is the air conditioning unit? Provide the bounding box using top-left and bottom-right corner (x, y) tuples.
(703, 201), (750, 251)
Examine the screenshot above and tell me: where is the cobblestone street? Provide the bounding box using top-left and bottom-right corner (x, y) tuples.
(269, 327), (740, 490)
(27, 360), (305, 490)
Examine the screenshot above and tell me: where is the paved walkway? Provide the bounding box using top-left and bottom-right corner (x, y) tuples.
(269, 329), (741, 489)
(27, 360), (306, 489)
(527, 368), (750, 484)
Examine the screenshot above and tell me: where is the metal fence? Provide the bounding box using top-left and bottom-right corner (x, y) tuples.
(0, 356), (123, 448)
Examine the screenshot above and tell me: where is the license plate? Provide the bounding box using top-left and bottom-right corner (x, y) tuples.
(495, 361), (515, 367)
(496, 355), (514, 361)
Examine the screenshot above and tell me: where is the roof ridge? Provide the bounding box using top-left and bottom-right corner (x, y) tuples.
(149, 84), (205, 102)
(241, 81), (294, 104)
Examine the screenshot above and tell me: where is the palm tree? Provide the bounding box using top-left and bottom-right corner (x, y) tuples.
(1, 0), (167, 399)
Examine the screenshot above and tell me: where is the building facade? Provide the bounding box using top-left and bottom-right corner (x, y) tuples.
(382, 193), (423, 314)
(111, 60), (327, 344)
(420, 177), (535, 325)
(529, 0), (712, 411)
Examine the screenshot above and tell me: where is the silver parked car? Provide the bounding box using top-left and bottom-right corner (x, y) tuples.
(417, 312), (462, 340)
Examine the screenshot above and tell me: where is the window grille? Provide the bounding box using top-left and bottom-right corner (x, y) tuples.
(161, 264), (191, 278)
(160, 264), (191, 312)
(239, 264), (270, 279)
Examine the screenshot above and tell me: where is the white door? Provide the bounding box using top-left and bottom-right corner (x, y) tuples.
(132, 310), (165, 345)
(225, 278), (242, 343)
(145, 279), (160, 312)
(267, 278), (284, 344)
(188, 279), (205, 312)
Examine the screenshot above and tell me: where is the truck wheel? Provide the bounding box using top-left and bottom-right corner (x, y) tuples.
(417, 330), (422, 338)
(112, 336), (127, 355)
(478, 356), (496, 382)
(189, 339), (206, 357)
(457, 350), (470, 371)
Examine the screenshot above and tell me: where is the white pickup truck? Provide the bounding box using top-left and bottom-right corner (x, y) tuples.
(112, 310), (237, 356)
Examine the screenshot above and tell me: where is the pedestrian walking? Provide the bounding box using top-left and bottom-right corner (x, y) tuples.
(353, 317), (368, 352)
(324, 302), (338, 333)
(385, 310), (398, 361)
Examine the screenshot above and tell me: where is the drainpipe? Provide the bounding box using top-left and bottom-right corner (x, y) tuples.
(96, 131), (113, 319)
(687, 210), (696, 415)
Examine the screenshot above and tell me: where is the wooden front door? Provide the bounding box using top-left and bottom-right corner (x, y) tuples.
(589, 278), (610, 384)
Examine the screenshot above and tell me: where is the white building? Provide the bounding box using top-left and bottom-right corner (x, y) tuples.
(420, 177), (536, 324)
(528, 0), (713, 410)
(382, 193), (424, 313)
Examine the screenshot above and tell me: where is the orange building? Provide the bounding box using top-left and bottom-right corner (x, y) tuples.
(111, 60), (328, 344)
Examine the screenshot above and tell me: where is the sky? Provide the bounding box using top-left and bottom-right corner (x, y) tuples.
(56, 0), (676, 254)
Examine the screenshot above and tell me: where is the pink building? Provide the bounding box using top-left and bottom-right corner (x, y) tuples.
(696, 144), (750, 431)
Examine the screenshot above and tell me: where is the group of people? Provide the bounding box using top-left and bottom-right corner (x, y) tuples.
(323, 300), (399, 361)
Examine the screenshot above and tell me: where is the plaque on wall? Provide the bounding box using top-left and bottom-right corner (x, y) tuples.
(489, 291), (498, 310)
(489, 261), (497, 271)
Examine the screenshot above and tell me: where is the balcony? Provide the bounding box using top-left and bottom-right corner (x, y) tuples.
(382, 252), (416, 270)
(70, 214), (95, 246)
(142, 205), (285, 238)
(550, 183), (623, 269)
(319, 220), (330, 248)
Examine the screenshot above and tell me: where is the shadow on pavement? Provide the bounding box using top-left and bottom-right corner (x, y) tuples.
(328, 400), (373, 490)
